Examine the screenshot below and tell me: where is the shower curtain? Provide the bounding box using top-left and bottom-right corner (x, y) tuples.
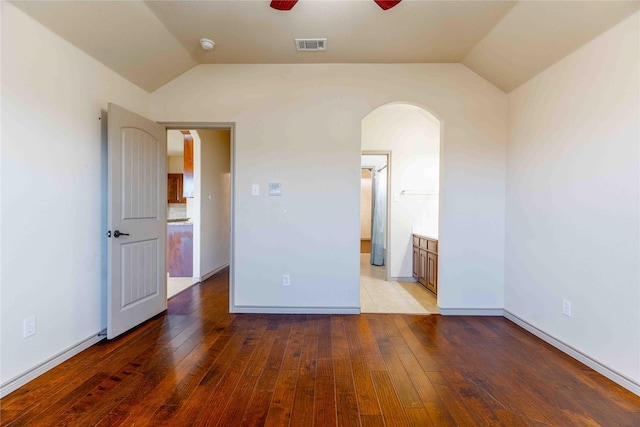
(370, 167), (387, 266)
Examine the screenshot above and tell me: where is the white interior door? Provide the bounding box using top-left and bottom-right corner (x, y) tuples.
(108, 103), (167, 339)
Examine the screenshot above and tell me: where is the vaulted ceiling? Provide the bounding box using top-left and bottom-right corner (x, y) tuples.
(10, 0), (639, 93)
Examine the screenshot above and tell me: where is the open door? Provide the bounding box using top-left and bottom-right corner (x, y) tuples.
(107, 103), (167, 339)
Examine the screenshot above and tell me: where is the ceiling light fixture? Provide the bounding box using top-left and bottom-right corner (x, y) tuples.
(199, 38), (215, 50)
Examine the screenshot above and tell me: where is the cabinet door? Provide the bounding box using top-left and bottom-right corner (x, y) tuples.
(167, 175), (177, 203)
(412, 246), (419, 279)
(427, 252), (438, 294)
(167, 174), (184, 203)
(418, 249), (428, 286)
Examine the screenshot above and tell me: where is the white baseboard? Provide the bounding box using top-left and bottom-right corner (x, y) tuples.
(504, 310), (640, 396)
(232, 306), (360, 314)
(0, 329), (106, 398)
(389, 276), (416, 282)
(195, 263), (229, 282)
(439, 308), (504, 316)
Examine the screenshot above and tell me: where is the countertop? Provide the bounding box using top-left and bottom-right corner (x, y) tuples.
(412, 231), (438, 240)
(167, 218), (192, 225)
(168, 218), (190, 223)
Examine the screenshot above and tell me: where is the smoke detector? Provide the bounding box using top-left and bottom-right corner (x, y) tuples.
(295, 38), (327, 51)
(199, 38), (215, 50)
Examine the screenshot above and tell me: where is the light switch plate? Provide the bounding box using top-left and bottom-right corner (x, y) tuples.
(251, 184), (260, 196)
(562, 299), (572, 317)
(269, 183), (282, 196)
(23, 316), (36, 338)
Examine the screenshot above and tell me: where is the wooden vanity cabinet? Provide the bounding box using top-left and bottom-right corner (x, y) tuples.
(412, 234), (438, 295)
(427, 252), (438, 293)
(418, 249), (428, 286)
(412, 246), (420, 279)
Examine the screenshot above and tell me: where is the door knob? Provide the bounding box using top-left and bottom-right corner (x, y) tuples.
(113, 230), (130, 238)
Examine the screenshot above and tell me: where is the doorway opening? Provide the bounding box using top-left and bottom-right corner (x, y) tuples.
(166, 128), (232, 299)
(360, 153), (388, 273)
(359, 103), (440, 314)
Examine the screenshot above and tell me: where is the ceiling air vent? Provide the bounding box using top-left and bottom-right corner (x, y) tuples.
(295, 38), (327, 51)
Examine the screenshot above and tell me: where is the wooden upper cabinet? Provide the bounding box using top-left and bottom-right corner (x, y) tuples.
(182, 131), (194, 198)
(168, 174), (184, 204)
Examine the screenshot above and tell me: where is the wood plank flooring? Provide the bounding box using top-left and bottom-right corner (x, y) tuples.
(2, 269), (640, 426)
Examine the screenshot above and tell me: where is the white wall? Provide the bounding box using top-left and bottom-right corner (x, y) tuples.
(362, 104), (440, 279)
(506, 12), (640, 385)
(194, 130), (231, 280)
(0, 3), (149, 391)
(150, 63), (507, 311)
(168, 155), (184, 173)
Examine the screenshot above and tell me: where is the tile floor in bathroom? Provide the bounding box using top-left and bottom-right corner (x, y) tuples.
(167, 275), (198, 299)
(360, 254), (438, 314)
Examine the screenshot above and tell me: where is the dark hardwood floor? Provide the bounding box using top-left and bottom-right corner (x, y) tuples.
(2, 269), (639, 426)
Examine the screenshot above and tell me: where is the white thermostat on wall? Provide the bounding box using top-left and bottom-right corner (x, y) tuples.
(269, 182), (282, 196)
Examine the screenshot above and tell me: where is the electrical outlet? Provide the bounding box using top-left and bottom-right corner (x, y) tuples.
(23, 316), (36, 338)
(282, 274), (290, 287)
(562, 299), (572, 317)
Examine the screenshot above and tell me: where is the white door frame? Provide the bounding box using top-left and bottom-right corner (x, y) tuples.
(161, 122), (236, 313)
(361, 150), (392, 282)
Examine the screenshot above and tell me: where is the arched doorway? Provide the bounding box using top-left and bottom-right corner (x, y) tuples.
(360, 103), (441, 314)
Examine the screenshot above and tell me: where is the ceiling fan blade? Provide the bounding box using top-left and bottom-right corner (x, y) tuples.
(271, 0), (401, 12)
(374, 0), (402, 10)
(270, 0), (299, 11)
